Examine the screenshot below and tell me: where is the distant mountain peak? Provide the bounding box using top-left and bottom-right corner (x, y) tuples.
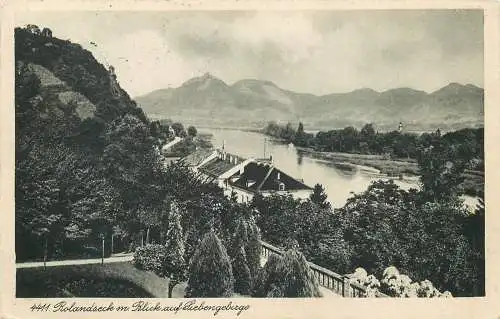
(201, 72), (215, 80)
(432, 82), (483, 96)
(181, 72), (227, 88)
(444, 82), (464, 89)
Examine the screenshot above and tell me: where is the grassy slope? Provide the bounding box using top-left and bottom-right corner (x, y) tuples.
(16, 262), (187, 298)
(16, 262), (252, 298)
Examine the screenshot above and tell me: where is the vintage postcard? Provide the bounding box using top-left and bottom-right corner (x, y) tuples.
(1, 0), (499, 318)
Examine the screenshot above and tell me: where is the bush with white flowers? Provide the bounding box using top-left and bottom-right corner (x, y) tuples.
(346, 266), (453, 298)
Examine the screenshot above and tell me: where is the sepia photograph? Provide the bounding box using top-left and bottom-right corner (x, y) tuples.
(10, 7), (487, 302)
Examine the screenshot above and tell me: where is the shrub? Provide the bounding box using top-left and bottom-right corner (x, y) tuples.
(133, 244), (169, 276)
(185, 231), (234, 297)
(253, 249), (322, 298)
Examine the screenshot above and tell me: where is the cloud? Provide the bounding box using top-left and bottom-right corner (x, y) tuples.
(15, 10), (483, 97)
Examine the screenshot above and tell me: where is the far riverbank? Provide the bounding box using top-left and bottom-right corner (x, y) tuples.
(295, 146), (419, 177)
(295, 146), (483, 198)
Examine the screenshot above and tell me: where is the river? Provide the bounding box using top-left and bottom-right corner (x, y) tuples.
(201, 128), (423, 209)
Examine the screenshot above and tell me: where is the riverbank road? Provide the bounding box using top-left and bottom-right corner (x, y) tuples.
(16, 254), (134, 269)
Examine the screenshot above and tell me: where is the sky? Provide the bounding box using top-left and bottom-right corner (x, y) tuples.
(16, 10), (483, 97)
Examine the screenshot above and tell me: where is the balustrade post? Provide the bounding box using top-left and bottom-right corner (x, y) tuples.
(342, 275), (351, 297)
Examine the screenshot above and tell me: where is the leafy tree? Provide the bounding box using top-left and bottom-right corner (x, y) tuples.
(14, 28), (170, 262)
(463, 191), (485, 295)
(309, 183), (331, 209)
(132, 204), (186, 298)
(360, 123), (375, 137)
(294, 122), (308, 146)
(25, 24), (41, 35)
(172, 122), (187, 138)
(133, 244), (169, 274)
(252, 194), (302, 245)
(185, 231), (234, 297)
(416, 140), (467, 201)
(337, 180), (479, 296)
(187, 126), (197, 137)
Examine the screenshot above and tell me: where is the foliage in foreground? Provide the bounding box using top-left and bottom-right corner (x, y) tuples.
(346, 266), (453, 298)
(253, 248), (322, 298)
(253, 178), (484, 296)
(185, 231), (234, 298)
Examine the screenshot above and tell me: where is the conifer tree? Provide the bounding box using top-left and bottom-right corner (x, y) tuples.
(164, 201), (187, 297)
(252, 253), (283, 297)
(246, 219), (262, 281)
(309, 183), (331, 209)
(185, 231), (234, 297)
(230, 214), (262, 290)
(278, 248), (322, 297)
(254, 248), (322, 298)
(232, 246), (252, 295)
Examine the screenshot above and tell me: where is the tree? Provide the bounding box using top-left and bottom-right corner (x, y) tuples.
(360, 123), (375, 137)
(185, 231), (234, 297)
(255, 248), (322, 297)
(232, 246), (252, 295)
(25, 24), (41, 35)
(309, 183), (331, 209)
(229, 214), (262, 294)
(187, 126), (197, 138)
(252, 253), (282, 297)
(416, 141), (467, 202)
(171, 122), (187, 138)
(245, 218), (262, 283)
(41, 28), (53, 38)
(463, 191), (485, 296)
(164, 201), (187, 297)
(336, 179), (479, 296)
(283, 122), (296, 142)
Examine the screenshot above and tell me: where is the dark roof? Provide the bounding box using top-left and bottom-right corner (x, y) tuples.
(230, 162), (312, 192)
(260, 168), (312, 191)
(230, 162), (272, 192)
(198, 153), (246, 177)
(183, 148), (214, 167)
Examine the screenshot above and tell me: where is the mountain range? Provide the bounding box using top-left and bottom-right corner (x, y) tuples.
(135, 73), (484, 131)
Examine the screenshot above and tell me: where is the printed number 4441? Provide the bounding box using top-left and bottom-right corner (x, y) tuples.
(30, 303), (51, 312)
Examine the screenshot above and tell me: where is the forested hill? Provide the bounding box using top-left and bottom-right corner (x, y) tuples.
(15, 26), (173, 261)
(15, 26), (145, 123)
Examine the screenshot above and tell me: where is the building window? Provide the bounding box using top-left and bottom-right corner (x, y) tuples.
(279, 182), (285, 191)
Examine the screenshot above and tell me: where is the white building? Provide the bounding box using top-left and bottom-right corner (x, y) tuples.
(183, 149), (313, 203)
